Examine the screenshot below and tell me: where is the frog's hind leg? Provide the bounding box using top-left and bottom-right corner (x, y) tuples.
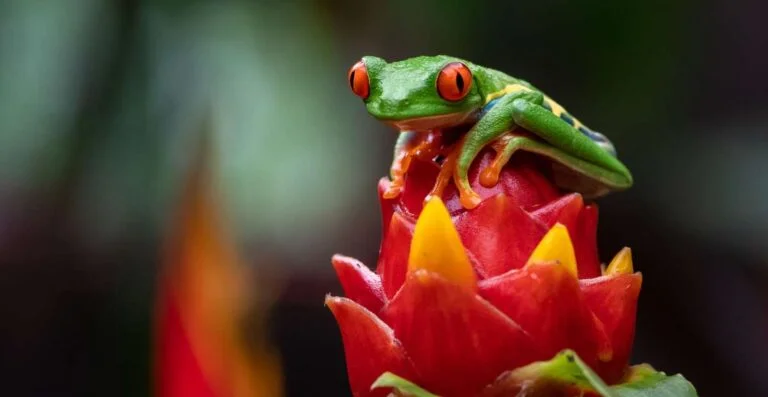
(479, 133), (528, 187)
(508, 98), (633, 190)
(478, 134), (630, 197)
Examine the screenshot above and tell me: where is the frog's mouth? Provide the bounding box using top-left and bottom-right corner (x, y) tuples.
(384, 110), (477, 131)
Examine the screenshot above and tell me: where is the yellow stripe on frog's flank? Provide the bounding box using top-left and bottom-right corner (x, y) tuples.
(484, 84), (533, 103)
(544, 96), (584, 130)
(543, 96), (565, 116)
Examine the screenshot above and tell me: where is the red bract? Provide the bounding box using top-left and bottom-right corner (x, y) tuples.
(377, 150), (602, 299)
(327, 148), (642, 397)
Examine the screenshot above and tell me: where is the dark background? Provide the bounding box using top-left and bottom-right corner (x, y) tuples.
(0, 0), (767, 396)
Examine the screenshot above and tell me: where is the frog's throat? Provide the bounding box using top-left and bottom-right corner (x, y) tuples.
(383, 110), (477, 131)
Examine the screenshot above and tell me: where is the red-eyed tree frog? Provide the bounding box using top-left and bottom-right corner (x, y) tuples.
(348, 55), (633, 209)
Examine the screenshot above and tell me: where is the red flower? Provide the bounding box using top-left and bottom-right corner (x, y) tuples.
(327, 148), (641, 397)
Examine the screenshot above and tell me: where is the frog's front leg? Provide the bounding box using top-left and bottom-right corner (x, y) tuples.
(454, 91), (544, 209)
(383, 131), (443, 199)
(383, 131), (416, 199)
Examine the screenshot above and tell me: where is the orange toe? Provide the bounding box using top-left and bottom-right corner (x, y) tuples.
(382, 183), (404, 199)
(480, 166), (501, 188)
(459, 190), (483, 209)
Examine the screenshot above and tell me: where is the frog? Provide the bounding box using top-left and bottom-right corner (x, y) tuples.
(347, 55), (633, 209)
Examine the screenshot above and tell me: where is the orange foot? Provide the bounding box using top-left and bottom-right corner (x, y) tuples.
(453, 134), (483, 210)
(479, 134), (516, 188)
(424, 146), (482, 210)
(423, 136), (483, 210)
(382, 153), (411, 199)
(457, 185), (482, 209)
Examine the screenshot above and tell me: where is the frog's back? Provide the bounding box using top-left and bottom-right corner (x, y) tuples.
(468, 63), (533, 98)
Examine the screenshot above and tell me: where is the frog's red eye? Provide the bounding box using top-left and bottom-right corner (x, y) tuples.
(348, 60), (370, 99)
(437, 62), (472, 101)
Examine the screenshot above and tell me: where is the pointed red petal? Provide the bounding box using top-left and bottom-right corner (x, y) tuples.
(573, 204), (601, 278)
(332, 255), (387, 313)
(455, 194), (547, 278)
(377, 212), (415, 298)
(580, 273), (643, 383)
(478, 263), (612, 371)
(381, 270), (541, 396)
(531, 193), (583, 230)
(326, 296), (418, 397)
(531, 194), (601, 278)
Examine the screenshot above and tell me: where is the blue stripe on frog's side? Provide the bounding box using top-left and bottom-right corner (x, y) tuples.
(480, 94), (617, 156)
(479, 97), (500, 117)
(576, 125), (617, 156)
(559, 112), (575, 125)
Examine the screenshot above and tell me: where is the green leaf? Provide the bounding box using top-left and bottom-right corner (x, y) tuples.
(493, 349), (614, 396)
(492, 350), (698, 397)
(371, 372), (439, 397)
(610, 364), (698, 397)
(372, 350), (698, 397)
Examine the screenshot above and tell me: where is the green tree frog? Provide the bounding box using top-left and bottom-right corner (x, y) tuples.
(348, 55), (633, 209)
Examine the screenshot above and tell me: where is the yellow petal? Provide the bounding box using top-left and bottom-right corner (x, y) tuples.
(408, 196), (476, 289)
(605, 247), (634, 275)
(526, 223), (578, 278)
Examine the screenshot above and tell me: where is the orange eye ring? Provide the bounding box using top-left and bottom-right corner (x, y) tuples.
(437, 62), (472, 101)
(348, 60), (370, 99)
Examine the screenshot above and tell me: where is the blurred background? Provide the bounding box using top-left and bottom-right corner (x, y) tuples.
(0, 0), (767, 396)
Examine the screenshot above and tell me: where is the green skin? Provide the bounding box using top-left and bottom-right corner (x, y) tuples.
(358, 55), (633, 203)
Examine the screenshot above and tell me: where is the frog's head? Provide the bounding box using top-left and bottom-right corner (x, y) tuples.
(348, 55), (484, 131)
